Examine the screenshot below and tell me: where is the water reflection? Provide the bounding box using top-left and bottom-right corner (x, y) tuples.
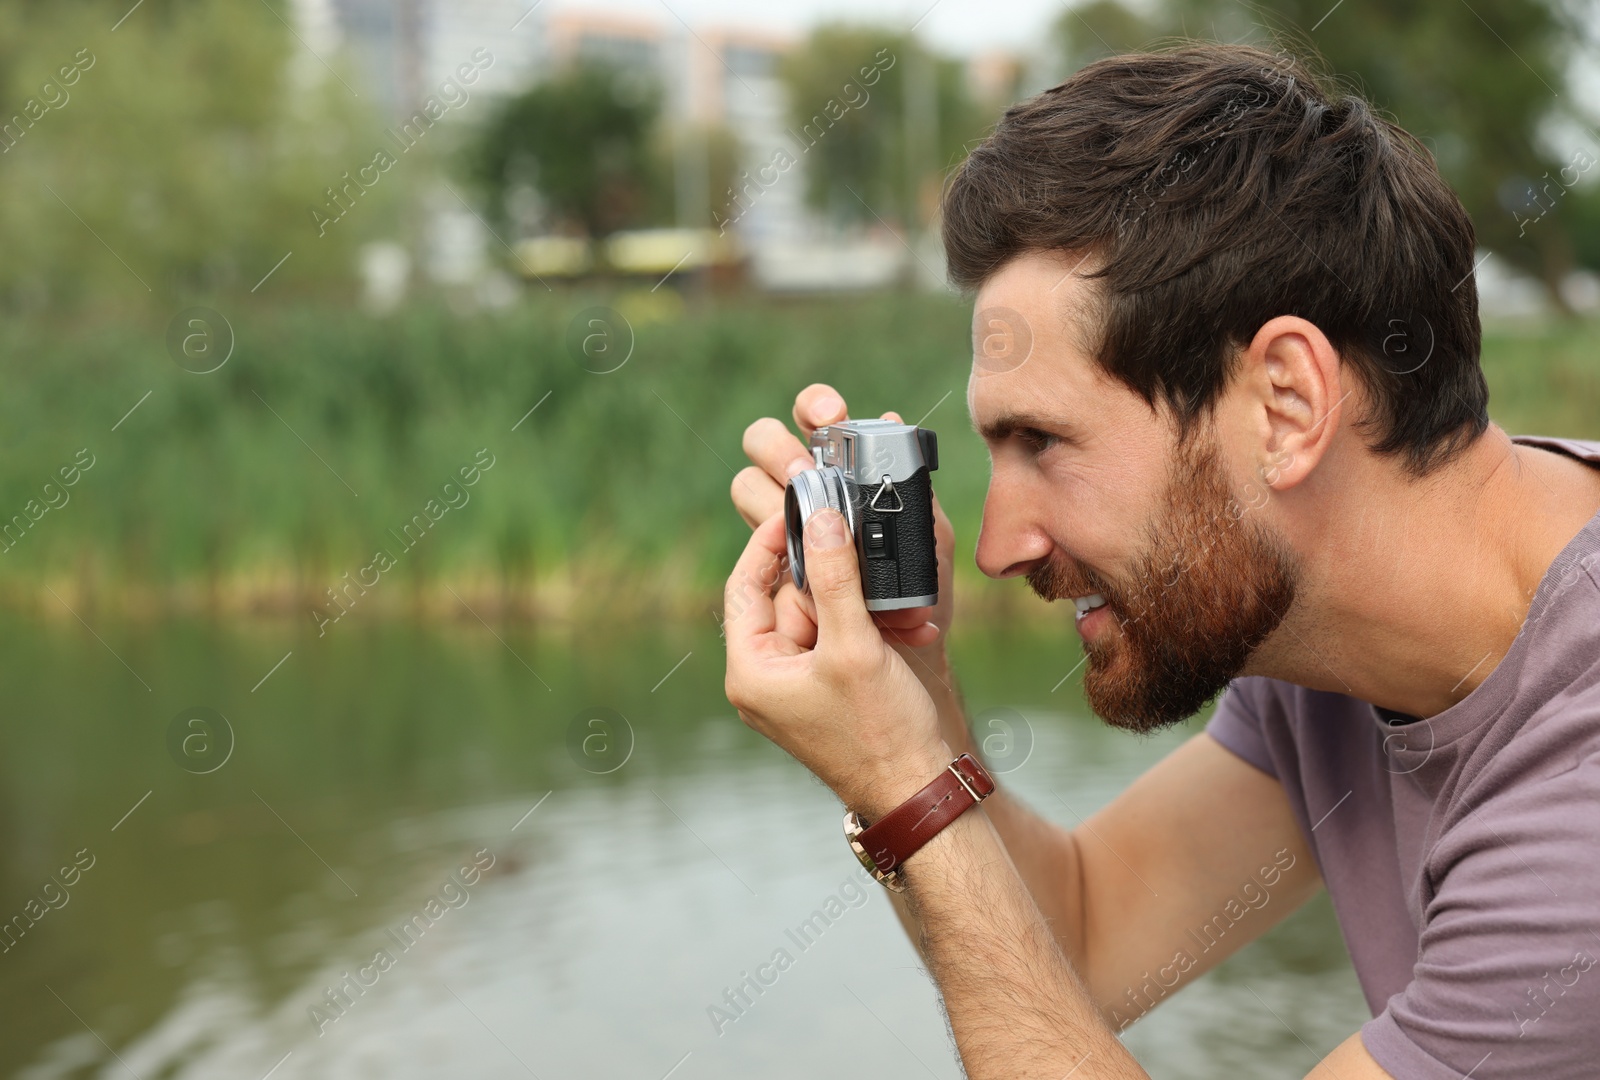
(1, 615), (1366, 1078)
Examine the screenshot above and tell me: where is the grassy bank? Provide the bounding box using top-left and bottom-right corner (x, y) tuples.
(2, 293), (1597, 623)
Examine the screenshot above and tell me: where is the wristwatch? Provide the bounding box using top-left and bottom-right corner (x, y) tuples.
(843, 753), (996, 892)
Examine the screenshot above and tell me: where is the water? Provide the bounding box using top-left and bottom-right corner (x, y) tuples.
(0, 614), (1368, 1078)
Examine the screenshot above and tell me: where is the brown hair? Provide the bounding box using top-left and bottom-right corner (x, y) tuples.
(942, 43), (1488, 476)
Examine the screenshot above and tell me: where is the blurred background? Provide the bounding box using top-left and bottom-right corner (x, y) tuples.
(1, 0), (1598, 1076)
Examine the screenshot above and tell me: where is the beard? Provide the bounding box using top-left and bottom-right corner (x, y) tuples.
(1028, 436), (1300, 733)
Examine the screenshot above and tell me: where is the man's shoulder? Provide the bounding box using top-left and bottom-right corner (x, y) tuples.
(1511, 432), (1600, 462)
(1205, 676), (1372, 782)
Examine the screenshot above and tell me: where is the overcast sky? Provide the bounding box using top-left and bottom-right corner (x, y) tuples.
(540, 0), (1078, 56)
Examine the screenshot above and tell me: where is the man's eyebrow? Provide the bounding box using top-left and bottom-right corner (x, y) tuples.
(974, 411), (1080, 442)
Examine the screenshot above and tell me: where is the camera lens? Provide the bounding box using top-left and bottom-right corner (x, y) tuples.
(784, 465), (854, 594)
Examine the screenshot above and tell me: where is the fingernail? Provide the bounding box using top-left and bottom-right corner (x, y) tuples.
(785, 457), (810, 478)
(814, 393), (843, 419)
(806, 510), (850, 549)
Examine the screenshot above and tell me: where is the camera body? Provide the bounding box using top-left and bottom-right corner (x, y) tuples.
(784, 418), (939, 611)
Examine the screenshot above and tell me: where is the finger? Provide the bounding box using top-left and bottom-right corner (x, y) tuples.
(884, 621), (939, 649)
(873, 606), (932, 630)
(723, 512), (789, 646)
(742, 417), (813, 486)
(800, 509), (877, 650)
(880, 410), (904, 423)
(731, 466), (784, 529)
(794, 383), (847, 435)
(773, 582), (818, 650)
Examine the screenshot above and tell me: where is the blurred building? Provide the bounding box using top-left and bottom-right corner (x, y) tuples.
(542, 12), (802, 243)
(312, 1), (1003, 293)
(326, 0), (544, 115)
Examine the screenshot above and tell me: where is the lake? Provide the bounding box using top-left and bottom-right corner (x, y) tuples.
(0, 612), (1368, 1078)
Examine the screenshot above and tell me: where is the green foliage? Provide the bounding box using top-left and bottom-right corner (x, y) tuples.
(1051, 0), (1590, 307)
(0, 295), (977, 604)
(0, 296), (1594, 607)
(1052, 0), (1167, 71)
(0, 0), (388, 316)
(470, 63), (666, 238)
(1565, 184), (1600, 274)
(777, 25), (986, 229)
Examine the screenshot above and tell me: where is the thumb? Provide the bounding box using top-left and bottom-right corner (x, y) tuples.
(802, 509), (876, 647)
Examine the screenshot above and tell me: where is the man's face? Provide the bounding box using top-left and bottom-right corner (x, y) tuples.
(969, 251), (1300, 732)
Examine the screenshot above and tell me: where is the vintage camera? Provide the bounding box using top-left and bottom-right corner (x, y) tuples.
(784, 418), (939, 611)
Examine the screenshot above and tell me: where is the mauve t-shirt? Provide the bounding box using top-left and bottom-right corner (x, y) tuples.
(1206, 435), (1600, 1080)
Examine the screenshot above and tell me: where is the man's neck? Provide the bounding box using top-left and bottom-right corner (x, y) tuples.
(1250, 426), (1600, 719)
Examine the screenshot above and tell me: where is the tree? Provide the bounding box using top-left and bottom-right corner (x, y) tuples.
(778, 25), (984, 231)
(1051, 0), (1589, 313)
(0, 0), (384, 315)
(1051, 0), (1166, 74)
(471, 63), (665, 239)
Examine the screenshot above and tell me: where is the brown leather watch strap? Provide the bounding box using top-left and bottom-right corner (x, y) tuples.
(853, 753), (996, 883)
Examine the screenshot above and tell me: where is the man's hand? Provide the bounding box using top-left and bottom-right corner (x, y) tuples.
(731, 383), (954, 657)
(723, 508), (951, 820)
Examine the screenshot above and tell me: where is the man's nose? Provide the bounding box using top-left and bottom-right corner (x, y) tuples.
(975, 472), (1054, 579)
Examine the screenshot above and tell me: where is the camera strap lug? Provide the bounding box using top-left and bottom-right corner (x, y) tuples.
(869, 476), (904, 513)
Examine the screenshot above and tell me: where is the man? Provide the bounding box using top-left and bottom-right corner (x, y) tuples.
(723, 43), (1600, 1079)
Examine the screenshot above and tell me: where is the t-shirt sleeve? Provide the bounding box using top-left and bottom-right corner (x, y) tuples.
(1204, 677), (1278, 779)
(1360, 750), (1600, 1079)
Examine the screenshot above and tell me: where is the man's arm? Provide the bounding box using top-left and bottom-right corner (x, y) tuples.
(724, 509), (1395, 1078)
(890, 647), (1322, 1029)
(880, 653), (1085, 969)
(880, 739), (1396, 1078)
(882, 740), (1143, 1077)
(730, 382), (1334, 1038)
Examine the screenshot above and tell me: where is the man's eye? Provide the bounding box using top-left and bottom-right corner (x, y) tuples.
(1017, 428), (1062, 454)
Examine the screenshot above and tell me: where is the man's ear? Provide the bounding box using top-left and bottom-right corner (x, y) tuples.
(1240, 315), (1345, 491)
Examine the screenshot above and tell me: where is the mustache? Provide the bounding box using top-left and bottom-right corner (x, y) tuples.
(1026, 551), (1117, 605)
